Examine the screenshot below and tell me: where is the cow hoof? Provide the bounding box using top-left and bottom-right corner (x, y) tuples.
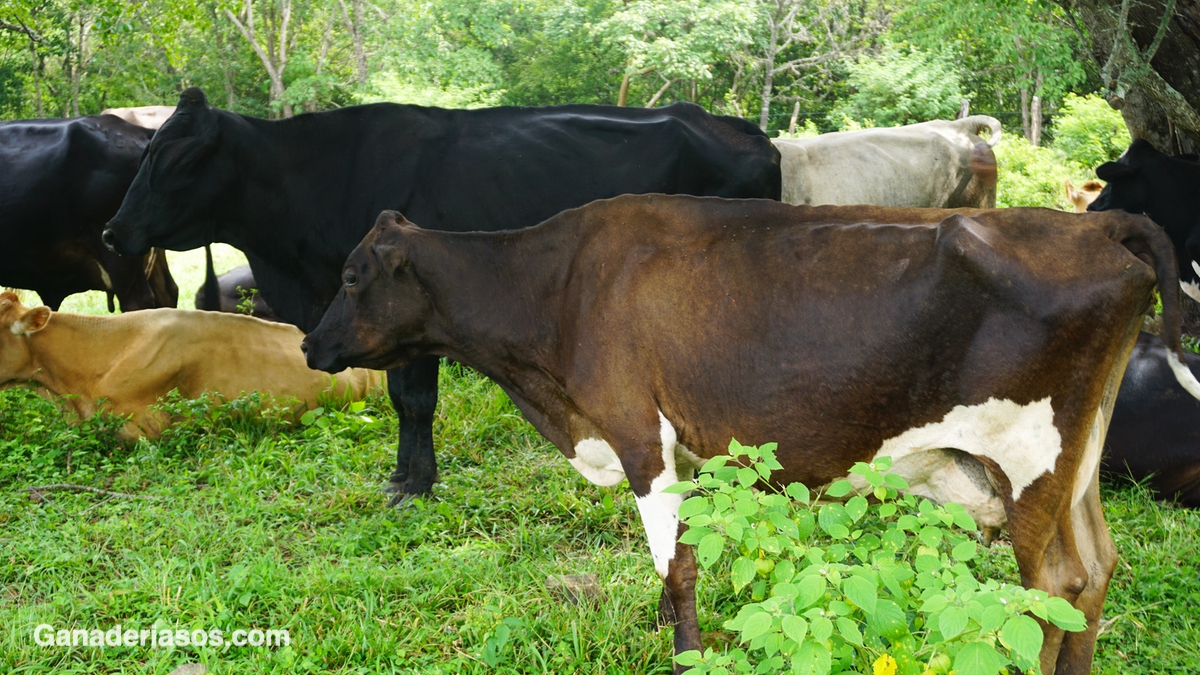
(383, 480), (434, 507)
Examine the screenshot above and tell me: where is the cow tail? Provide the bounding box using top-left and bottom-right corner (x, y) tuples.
(198, 245), (221, 312)
(1114, 214), (1200, 400)
(960, 115), (1002, 147)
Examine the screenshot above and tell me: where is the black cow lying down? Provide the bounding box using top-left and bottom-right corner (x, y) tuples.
(103, 87), (780, 504)
(303, 195), (1200, 675)
(0, 115), (177, 311)
(193, 260), (279, 322)
(1105, 331), (1200, 506)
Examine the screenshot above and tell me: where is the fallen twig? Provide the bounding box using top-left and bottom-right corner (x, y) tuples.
(25, 483), (156, 500)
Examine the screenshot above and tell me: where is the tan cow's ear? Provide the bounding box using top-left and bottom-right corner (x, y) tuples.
(12, 306), (51, 335)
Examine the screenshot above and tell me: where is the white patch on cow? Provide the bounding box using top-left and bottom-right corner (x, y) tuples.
(1166, 350), (1200, 400)
(568, 438), (626, 487)
(634, 411), (692, 578)
(95, 261), (114, 291)
(1181, 279), (1200, 304)
(1072, 410), (1104, 507)
(10, 320), (26, 336)
(875, 397), (1061, 503)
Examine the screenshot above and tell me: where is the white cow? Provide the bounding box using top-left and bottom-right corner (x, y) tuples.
(773, 116), (1002, 208)
(100, 106), (177, 130)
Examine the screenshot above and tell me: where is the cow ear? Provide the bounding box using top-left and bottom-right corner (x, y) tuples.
(371, 243), (409, 277)
(1095, 162), (1138, 181)
(12, 306), (51, 336)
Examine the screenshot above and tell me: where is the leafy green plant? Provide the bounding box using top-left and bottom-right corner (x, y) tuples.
(993, 137), (1091, 209)
(299, 400), (385, 439)
(669, 441), (1087, 675)
(1050, 93), (1131, 170)
(829, 44), (965, 129)
(234, 285), (261, 315)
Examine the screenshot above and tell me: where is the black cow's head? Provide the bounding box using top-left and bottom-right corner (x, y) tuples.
(1088, 138), (1157, 214)
(104, 88), (230, 256)
(302, 211), (435, 373)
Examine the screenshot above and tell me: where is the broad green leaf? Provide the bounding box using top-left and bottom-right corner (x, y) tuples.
(809, 617), (833, 643)
(874, 456), (894, 471)
(843, 575), (878, 615)
(781, 615), (808, 644)
(1001, 615), (1044, 662)
(737, 467), (759, 487)
(740, 611), (774, 641)
(951, 540), (977, 561)
(791, 640), (831, 675)
(679, 526), (711, 545)
(678, 496), (710, 519)
(795, 575), (826, 609)
(938, 606), (968, 639)
(697, 532), (726, 568)
(673, 650), (703, 666)
(979, 604), (1007, 633)
(662, 480), (696, 494)
(845, 495), (868, 522)
(732, 556), (757, 592)
(700, 455), (730, 472)
(825, 480), (852, 498)
(787, 483), (811, 503)
(883, 473), (908, 489)
(866, 599), (909, 640)
(1044, 597), (1088, 632)
(735, 498), (759, 517)
(836, 616), (863, 645)
(952, 641), (1006, 675)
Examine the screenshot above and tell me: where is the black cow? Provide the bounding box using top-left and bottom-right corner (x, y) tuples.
(1090, 138), (1200, 302)
(103, 87), (781, 503)
(302, 197), (1199, 674)
(1104, 331), (1200, 506)
(0, 115), (178, 311)
(194, 258), (279, 322)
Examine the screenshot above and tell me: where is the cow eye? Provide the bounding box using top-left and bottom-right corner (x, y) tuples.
(343, 270), (358, 287)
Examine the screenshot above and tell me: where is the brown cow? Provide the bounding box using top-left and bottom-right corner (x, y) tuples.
(302, 195), (1199, 675)
(0, 292), (382, 439)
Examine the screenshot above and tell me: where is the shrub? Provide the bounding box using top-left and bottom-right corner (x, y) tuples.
(670, 440), (1086, 675)
(994, 137), (1092, 210)
(1050, 93), (1131, 170)
(830, 44), (964, 129)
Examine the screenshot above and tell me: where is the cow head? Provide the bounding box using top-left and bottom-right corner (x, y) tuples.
(103, 87), (230, 256)
(0, 292), (51, 384)
(302, 211), (435, 373)
(1088, 139), (1157, 214)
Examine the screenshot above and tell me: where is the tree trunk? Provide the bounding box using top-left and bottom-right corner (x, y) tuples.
(338, 0), (368, 86)
(1031, 95), (1042, 146)
(1020, 87), (1030, 141)
(957, 98), (970, 119)
(788, 101), (800, 134)
(1054, 0), (1200, 150)
(29, 40), (42, 117)
(617, 68), (631, 106)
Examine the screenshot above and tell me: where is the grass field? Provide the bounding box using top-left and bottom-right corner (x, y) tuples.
(2, 253), (1198, 674)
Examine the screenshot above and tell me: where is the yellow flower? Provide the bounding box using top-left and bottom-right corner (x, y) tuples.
(873, 654), (898, 675)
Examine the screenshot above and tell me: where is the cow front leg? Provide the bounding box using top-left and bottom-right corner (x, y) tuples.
(625, 420), (702, 673)
(384, 355), (440, 505)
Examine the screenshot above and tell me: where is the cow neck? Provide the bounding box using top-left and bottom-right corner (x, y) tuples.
(410, 225), (577, 402)
(24, 313), (134, 403)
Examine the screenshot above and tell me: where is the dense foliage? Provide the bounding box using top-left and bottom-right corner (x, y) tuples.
(1, 0), (1096, 137)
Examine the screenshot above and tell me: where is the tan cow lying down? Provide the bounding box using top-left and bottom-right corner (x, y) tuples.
(0, 292), (382, 438)
(100, 106), (177, 130)
(773, 116), (1001, 207)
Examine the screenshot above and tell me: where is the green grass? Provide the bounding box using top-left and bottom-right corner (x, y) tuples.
(1, 367), (1198, 674)
(13, 244), (248, 314)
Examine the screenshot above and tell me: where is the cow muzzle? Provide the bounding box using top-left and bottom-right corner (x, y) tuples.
(101, 228), (119, 253)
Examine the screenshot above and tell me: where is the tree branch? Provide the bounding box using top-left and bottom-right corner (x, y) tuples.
(0, 18), (43, 42)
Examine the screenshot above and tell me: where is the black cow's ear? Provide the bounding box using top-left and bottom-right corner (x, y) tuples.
(178, 87), (209, 109)
(1096, 162), (1138, 181)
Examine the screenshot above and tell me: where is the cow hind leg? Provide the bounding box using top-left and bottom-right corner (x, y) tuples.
(1053, 474), (1118, 675)
(384, 356), (440, 505)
